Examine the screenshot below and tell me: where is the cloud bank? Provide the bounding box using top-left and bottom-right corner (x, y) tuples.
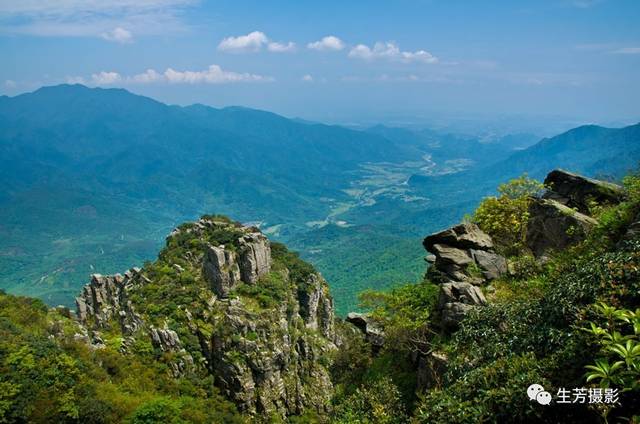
(349, 42), (438, 64)
(68, 65), (273, 86)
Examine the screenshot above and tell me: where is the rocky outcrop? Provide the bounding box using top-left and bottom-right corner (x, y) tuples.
(75, 270), (194, 375)
(424, 223), (507, 286)
(525, 198), (598, 258)
(76, 216), (336, 419)
(424, 222), (494, 252)
(202, 230), (272, 298)
(75, 270), (144, 334)
(416, 351), (448, 392)
(150, 326), (194, 377)
(526, 169), (626, 257)
(238, 232), (272, 284)
(203, 245), (241, 298)
(196, 294), (335, 417)
(298, 273), (335, 339)
(544, 169), (624, 215)
(437, 282), (487, 329)
(422, 223), (505, 328)
(150, 327), (182, 352)
(346, 312), (385, 349)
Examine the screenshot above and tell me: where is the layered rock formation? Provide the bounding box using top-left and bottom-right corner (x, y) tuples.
(75, 270), (144, 334)
(526, 169), (623, 258)
(544, 169), (625, 215)
(423, 223), (505, 328)
(203, 245), (242, 298)
(76, 271), (195, 376)
(74, 216), (336, 419)
(237, 232), (272, 284)
(525, 198), (598, 258)
(436, 281), (487, 328)
(424, 223), (507, 286)
(202, 230), (272, 298)
(195, 296), (334, 416)
(298, 273), (335, 339)
(421, 170), (625, 328)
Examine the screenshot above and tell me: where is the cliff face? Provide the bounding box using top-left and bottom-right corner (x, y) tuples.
(75, 216), (336, 418)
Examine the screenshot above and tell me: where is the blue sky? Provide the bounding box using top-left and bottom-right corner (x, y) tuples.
(1, 0), (639, 128)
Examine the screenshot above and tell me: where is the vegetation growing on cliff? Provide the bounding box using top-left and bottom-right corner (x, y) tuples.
(2, 172), (639, 423)
(332, 173), (640, 423)
(0, 215), (340, 423)
(472, 174), (544, 256)
(0, 291), (243, 423)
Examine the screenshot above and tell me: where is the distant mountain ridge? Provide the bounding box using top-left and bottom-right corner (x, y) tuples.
(0, 84), (441, 307)
(1, 84), (638, 313)
(409, 122), (640, 200)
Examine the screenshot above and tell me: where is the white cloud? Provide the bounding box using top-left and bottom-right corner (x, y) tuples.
(131, 69), (164, 83)
(267, 41), (296, 53)
(218, 31), (295, 54)
(218, 31), (268, 52)
(4, 79), (17, 88)
(69, 65), (273, 86)
(101, 27), (133, 43)
(307, 36), (344, 51)
(302, 74), (313, 82)
(91, 71), (122, 85)
(611, 47), (640, 54)
(349, 42), (438, 64)
(0, 0), (193, 38)
(163, 65), (272, 83)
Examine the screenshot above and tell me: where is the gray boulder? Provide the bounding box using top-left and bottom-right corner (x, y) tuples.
(526, 198), (598, 258)
(416, 351), (448, 391)
(544, 169), (624, 215)
(423, 222), (494, 252)
(438, 281), (487, 308)
(346, 312), (385, 348)
(437, 282), (486, 328)
(470, 249), (508, 281)
(149, 327), (194, 377)
(150, 327), (182, 352)
(424, 223), (506, 285)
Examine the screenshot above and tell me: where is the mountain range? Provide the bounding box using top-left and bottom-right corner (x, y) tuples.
(0, 84), (638, 313)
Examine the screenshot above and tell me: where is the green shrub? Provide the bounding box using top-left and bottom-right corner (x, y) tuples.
(473, 174), (544, 255)
(233, 271), (289, 309)
(413, 354), (550, 424)
(271, 242), (316, 283)
(359, 280), (438, 351)
(332, 377), (408, 424)
(583, 303), (640, 391)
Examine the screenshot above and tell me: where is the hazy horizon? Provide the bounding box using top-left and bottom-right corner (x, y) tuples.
(1, 0), (639, 131)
